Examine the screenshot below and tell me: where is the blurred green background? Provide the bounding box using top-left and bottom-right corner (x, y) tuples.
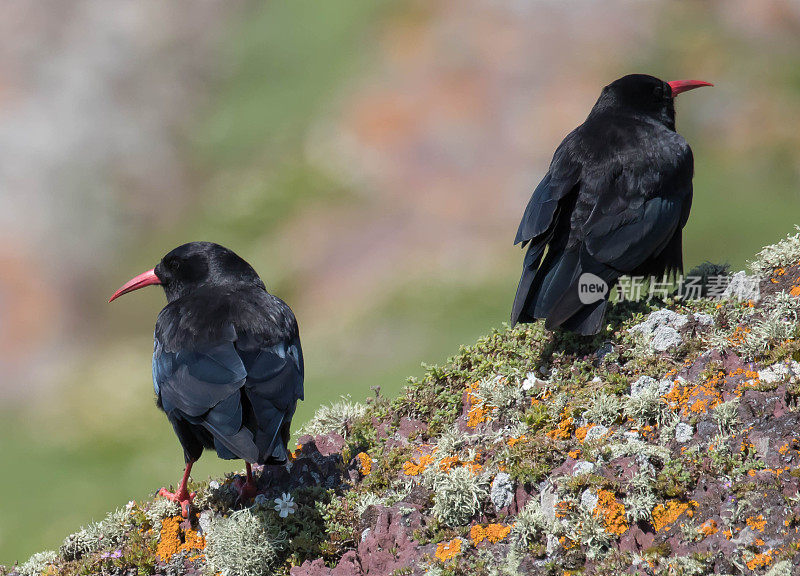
(2, 0), (800, 564)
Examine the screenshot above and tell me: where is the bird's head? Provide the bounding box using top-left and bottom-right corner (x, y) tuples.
(592, 74), (713, 129)
(109, 241), (264, 303)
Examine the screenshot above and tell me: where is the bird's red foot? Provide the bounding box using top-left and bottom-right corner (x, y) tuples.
(158, 487), (196, 518)
(234, 462), (259, 502)
(233, 477), (258, 502)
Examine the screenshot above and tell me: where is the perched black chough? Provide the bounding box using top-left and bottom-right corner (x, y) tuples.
(109, 242), (303, 515)
(511, 74), (712, 335)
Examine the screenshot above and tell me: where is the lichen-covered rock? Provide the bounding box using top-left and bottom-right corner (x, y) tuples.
(7, 227), (800, 576)
(490, 471), (514, 511)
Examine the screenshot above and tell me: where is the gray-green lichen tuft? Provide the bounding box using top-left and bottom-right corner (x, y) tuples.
(204, 508), (285, 576)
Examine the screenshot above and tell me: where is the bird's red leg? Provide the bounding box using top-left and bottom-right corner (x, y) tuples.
(234, 462), (258, 501)
(158, 460), (197, 517)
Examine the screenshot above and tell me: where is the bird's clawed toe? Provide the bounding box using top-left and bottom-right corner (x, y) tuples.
(158, 487), (196, 518)
(233, 477), (258, 502)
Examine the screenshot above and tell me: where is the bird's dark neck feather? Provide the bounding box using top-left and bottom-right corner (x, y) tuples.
(156, 285), (297, 351)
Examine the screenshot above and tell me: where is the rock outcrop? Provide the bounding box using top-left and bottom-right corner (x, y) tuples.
(4, 227), (800, 576)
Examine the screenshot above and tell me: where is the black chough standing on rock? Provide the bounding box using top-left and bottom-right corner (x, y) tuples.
(511, 74), (712, 335)
(109, 242), (304, 516)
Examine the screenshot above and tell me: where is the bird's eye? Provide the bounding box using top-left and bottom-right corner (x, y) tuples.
(653, 85), (665, 99)
(169, 259), (180, 271)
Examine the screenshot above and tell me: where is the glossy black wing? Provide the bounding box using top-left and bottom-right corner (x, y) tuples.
(154, 309), (304, 465)
(238, 335), (304, 462)
(582, 144), (693, 272)
(153, 325), (260, 463)
(543, 130), (694, 334)
(514, 137), (580, 247)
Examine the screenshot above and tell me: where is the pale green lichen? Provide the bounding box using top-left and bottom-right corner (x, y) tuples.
(583, 393), (622, 427)
(16, 550), (58, 576)
(145, 498), (181, 532)
(299, 397), (368, 438)
(472, 374), (528, 422)
(625, 469), (657, 524)
(354, 492), (385, 516)
(750, 226), (800, 275)
(204, 508), (285, 576)
(624, 384), (667, 427)
(59, 508), (132, 560)
(508, 497), (548, 548)
(608, 437), (669, 463)
(664, 554), (711, 576)
(713, 398), (740, 434)
(561, 505), (612, 560)
(765, 560), (793, 576)
(430, 465), (488, 527)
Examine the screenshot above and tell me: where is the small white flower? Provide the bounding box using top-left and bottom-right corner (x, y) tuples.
(253, 493), (268, 508)
(125, 500), (136, 511)
(274, 492), (297, 518)
(209, 480), (220, 490)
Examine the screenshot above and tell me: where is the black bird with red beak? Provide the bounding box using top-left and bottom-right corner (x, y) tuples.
(110, 242), (304, 515)
(511, 74), (712, 334)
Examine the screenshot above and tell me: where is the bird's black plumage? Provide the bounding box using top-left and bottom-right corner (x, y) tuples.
(109, 241), (303, 512)
(141, 242), (303, 467)
(511, 74), (704, 335)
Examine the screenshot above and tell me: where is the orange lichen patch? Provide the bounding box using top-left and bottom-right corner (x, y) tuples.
(435, 538), (462, 562)
(724, 528), (733, 540)
(689, 398), (708, 413)
(156, 516), (205, 561)
(547, 409), (574, 440)
(357, 452), (372, 476)
(439, 455), (460, 472)
(465, 461), (483, 475)
(507, 435), (527, 448)
(568, 449), (581, 459)
(791, 285), (800, 297)
(485, 523), (512, 543)
(182, 528), (205, 553)
(593, 490), (628, 536)
(403, 453), (434, 476)
(652, 501), (692, 532)
(756, 466), (792, 478)
(746, 551), (774, 570)
(555, 501), (573, 519)
(663, 377), (723, 416)
(575, 424), (596, 443)
(559, 536), (579, 551)
(779, 443), (790, 455)
(755, 538), (765, 546)
(698, 519), (718, 537)
(726, 326), (751, 347)
(466, 382), (493, 427)
(472, 523), (512, 544)
(747, 515), (767, 532)
(470, 524), (487, 545)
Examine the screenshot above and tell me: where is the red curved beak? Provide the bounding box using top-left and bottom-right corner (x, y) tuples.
(667, 79), (713, 97)
(108, 268), (161, 303)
